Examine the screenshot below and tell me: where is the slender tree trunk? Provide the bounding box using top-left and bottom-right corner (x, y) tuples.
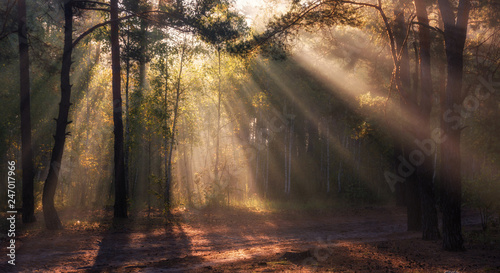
(18, 0), (35, 224)
(284, 103), (288, 194)
(287, 113), (294, 195)
(124, 32), (131, 202)
(338, 128), (346, 193)
(165, 44), (186, 210)
(326, 117), (330, 193)
(85, 47), (91, 208)
(393, 142), (406, 206)
(183, 140), (193, 206)
(138, 19), (148, 91)
(163, 56), (169, 207)
(189, 141), (194, 205)
(255, 118), (259, 187)
(214, 48), (222, 186)
(111, 0), (127, 218)
(415, 0), (440, 240)
(438, 0), (470, 251)
(265, 136), (269, 197)
(147, 132), (151, 217)
(43, 1), (74, 230)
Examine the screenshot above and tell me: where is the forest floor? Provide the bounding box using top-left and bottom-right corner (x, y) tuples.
(1, 205), (500, 272)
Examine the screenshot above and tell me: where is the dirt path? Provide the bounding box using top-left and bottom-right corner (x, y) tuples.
(2, 206), (487, 272)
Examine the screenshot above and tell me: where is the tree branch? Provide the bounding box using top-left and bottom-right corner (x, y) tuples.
(411, 21), (444, 35)
(77, 7), (110, 12)
(73, 0), (110, 7)
(340, 0), (380, 10)
(72, 10), (186, 49)
(341, 0), (397, 69)
(243, 1), (325, 53)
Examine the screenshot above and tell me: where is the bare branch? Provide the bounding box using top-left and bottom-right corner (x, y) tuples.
(341, 0), (397, 69)
(0, 0), (16, 41)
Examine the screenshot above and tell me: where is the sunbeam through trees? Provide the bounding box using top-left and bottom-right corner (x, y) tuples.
(1, 0), (500, 271)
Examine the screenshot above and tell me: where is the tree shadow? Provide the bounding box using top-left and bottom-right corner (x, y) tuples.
(86, 214), (195, 272)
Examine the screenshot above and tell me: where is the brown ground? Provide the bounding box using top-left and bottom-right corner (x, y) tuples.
(1, 206), (499, 272)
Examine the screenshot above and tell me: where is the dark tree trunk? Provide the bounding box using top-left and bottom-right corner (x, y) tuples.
(42, 1), (74, 230)
(393, 142), (406, 206)
(405, 174), (422, 230)
(124, 50), (130, 200)
(415, 0), (440, 240)
(438, 0), (470, 251)
(18, 0), (36, 224)
(393, 1), (421, 231)
(111, 0), (127, 218)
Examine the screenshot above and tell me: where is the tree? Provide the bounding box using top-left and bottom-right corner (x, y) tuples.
(391, 0), (422, 231)
(42, 0), (130, 227)
(414, 0), (439, 240)
(164, 40), (187, 211)
(195, 0), (247, 192)
(18, 0), (36, 223)
(111, 0), (127, 218)
(43, 0), (74, 230)
(40, 0), (177, 224)
(438, 0), (471, 251)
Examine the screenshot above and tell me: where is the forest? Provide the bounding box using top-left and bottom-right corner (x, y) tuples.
(1, 0), (499, 271)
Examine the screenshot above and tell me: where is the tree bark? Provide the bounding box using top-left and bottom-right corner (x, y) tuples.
(18, 0), (36, 224)
(111, 0), (127, 218)
(43, 1), (74, 230)
(124, 30), (131, 203)
(415, 0), (440, 240)
(438, 0), (470, 251)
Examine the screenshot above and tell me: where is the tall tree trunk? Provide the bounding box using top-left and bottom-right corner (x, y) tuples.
(124, 31), (131, 203)
(393, 142), (406, 206)
(265, 135), (269, 197)
(183, 138), (193, 206)
(165, 44), (186, 211)
(415, 0), (440, 240)
(326, 117), (330, 193)
(147, 131), (151, 217)
(111, 0), (127, 218)
(163, 56), (169, 208)
(287, 112), (294, 195)
(338, 126), (346, 193)
(214, 48), (222, 186)
(18, 0), (36, 224)
(393, 0), (421, 231)
(438, 0), (470, 251)
(284, 102), (288, 194)
(42, 1), (74, 230)
(138, 19), (148, 92)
